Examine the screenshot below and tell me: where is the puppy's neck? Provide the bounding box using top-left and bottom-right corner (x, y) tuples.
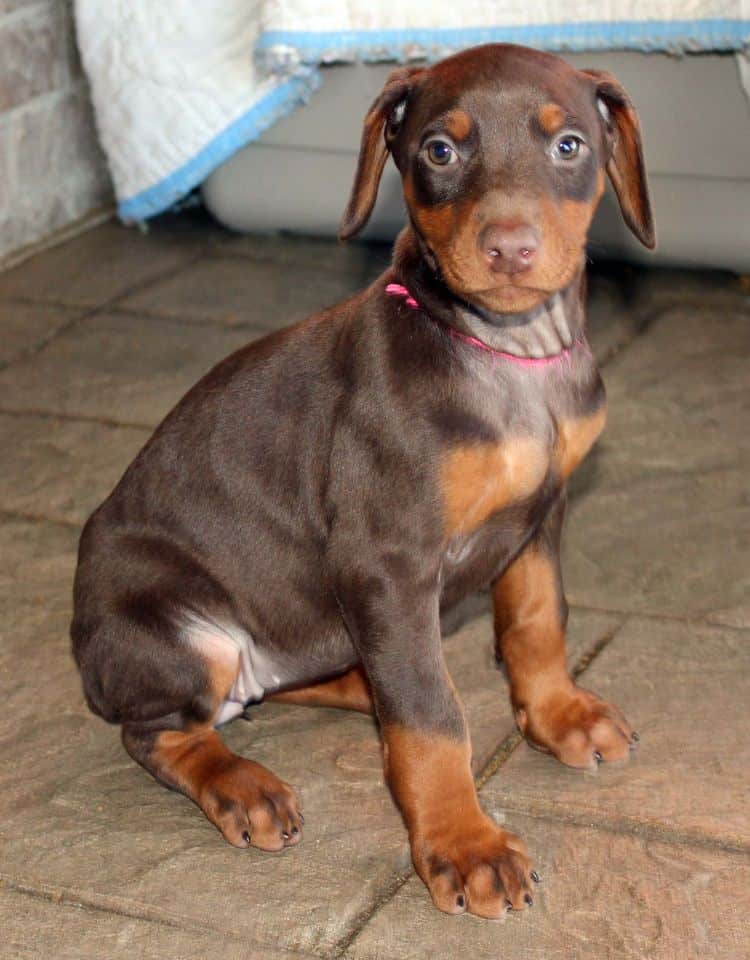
(392, 228), (587, 361)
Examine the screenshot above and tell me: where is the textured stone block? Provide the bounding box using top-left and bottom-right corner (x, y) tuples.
(0, 312), (257, 426)
(0, 0), (50, 14)
(0, 220), (199, 307)
(0, 412), (149, 524)
(0, 887), (320, 960)
(565, 302), (750, 618)
(120, 254), (365, 329)
(346, 814), (750, 960)
(0, 301), (79, 368)
(485, 616), (750, 851)
(212, 229), (393, 281)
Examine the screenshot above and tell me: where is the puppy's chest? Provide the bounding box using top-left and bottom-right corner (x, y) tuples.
(439, 403), (606, 540)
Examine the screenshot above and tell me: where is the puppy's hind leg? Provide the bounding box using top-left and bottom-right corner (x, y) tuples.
(75, 594), (303, 852)
(125, 612), (304, 852)
(267, 666), (373, 714)
(122, 721), (303, 852)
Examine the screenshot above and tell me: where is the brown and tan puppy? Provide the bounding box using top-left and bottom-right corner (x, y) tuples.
(72, 44), (654, 920)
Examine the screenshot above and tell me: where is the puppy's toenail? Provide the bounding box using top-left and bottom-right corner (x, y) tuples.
(525, 894), (533, 906)
(291, 826), (299, 835)
(505, 898), (513, 909)
(242, 831), (251, 844)
(594, 750), (603, 764)
(631, 732), (640, 742)
(456, 894), (465, 908)
(530, 870), (540, 883)
(282, 831), (290, 840)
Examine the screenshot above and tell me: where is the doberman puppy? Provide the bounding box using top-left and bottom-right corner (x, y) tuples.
(72, 44), (654, 920)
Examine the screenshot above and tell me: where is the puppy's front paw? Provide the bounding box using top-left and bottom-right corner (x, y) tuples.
(199, 757), (303, 852)
(413, 815), (537, 919)
(518, 684), (637, 770)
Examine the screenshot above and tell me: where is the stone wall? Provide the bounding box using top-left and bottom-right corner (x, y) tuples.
(0, 0), (113, 263)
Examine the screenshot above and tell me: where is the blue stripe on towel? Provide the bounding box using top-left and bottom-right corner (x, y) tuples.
(257, 19), (749, 61)
(120, 18), (747, 221)
(118, 72), (319, 222)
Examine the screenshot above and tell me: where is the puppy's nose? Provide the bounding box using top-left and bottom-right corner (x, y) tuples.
(480, 222), (540, 274)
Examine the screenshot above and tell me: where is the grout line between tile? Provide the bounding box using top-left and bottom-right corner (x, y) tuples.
(108, 302), (275, 333)
(474, 618), (624, 793)
(568, 619), (625, 679)
(570, 601), (750, 634)
(0, 406), (153, 431)
(98, 249), (212, 304)
(200, 244), (391, 271)
(0, 507), (80, 530)
(0, 873), (202, 933)
(493, 804), (750, 857)
(0, 310), (91, 374)
(594, 303), (663, 369)
(0, 249), (210, 373)
(0, 873), (320, 958)
(0, 209), (115, 276)
(330, 872), (414, 959)
(473, 729), (525, 793)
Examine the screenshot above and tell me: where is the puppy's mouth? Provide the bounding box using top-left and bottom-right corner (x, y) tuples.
(417, 239), (582, 360)
(455, 289), (576, 360)
(451, 279), (549, 314)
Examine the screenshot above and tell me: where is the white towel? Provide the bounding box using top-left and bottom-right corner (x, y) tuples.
(75, 0), (317, 221)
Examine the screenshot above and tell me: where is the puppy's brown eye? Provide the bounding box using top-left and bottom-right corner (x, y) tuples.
(552, 135), (585, 161)
(426, 140), (457, 166)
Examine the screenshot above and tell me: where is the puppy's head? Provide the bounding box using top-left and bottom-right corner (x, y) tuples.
(340, 44), (655, 314)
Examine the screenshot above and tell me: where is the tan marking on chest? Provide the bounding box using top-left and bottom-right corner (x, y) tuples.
(441, 438), (549, 536)
(556, 405), (607, 479)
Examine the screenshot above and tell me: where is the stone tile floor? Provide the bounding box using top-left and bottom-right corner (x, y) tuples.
(0, 213), (748, 959)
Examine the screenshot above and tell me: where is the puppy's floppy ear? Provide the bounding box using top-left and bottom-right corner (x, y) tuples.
(582, 69), (656, 249)
(339, 66), (426, 241)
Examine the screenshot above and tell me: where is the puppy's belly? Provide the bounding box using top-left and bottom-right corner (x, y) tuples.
(182, 613), (358, 725)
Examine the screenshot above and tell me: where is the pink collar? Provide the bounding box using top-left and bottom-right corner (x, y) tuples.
(385, 282), (582, 367)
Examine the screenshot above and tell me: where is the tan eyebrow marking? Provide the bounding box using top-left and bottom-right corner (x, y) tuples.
(538, 103), (566, 135)
(444, 109), (472, 141)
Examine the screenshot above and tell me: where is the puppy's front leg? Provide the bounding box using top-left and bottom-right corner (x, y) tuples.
(493, 495), (637, 769)
(337, 572), (535, 919)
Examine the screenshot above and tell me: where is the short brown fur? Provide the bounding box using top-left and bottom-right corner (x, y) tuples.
(441, 438), (548, 536)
